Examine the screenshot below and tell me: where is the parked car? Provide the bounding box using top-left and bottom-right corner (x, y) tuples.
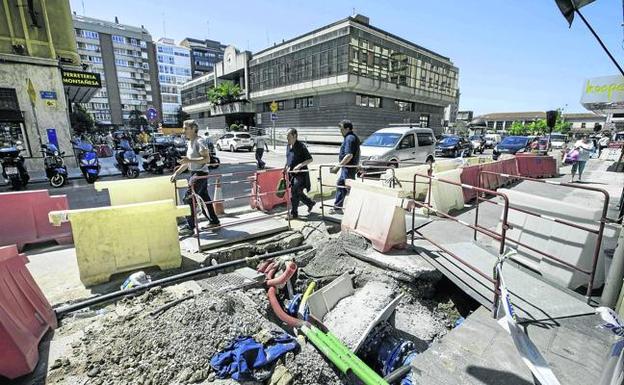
(216, 133), (254, 152)
(548, 133), (568, 150)
(484, 134), (501, 149)
(360, 126), (436, 167)
(493, 136), (529, 160)
(469, 135), (486, 154)
(435, 135), (473, 158)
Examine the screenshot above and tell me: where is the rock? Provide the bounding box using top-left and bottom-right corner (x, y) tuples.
(177, 367), (193, 382)
(207, 371), (216, 382)
(50, 358), (63, 370)
(269, 364), (293, 385)
(87, 367), (100, 377)
(189, 369), (208, 383)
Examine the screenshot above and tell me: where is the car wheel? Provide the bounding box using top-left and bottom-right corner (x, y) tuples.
(230, 145), (235, 152)
(216, 143), (221, 151)
(453, 150), (458, 158)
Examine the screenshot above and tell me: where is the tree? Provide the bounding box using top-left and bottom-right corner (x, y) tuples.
(207, 81), (242, 105)
(526, 119), (548, 135)
(176, 106), (190, 127)
(70, 103), (95, 134)
(553, 109), (572, 134)
(508, 121), (526, 135)
(128, 109), (147, 129)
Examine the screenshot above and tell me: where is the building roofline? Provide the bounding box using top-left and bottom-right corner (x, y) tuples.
(72, 14), (151, 37)
(252, 15), (451, 62)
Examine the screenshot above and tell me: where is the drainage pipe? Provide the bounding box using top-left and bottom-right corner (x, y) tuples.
(266, 261), (297, 287)
(54, 244), (313, 318)
(266, 268), (304, 328)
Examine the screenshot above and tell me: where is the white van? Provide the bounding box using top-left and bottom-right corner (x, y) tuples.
(484, 134), (501, 149)
(360, 127), (436, 167)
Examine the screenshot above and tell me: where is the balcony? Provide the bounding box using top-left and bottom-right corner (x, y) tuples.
(209, 101), (254, 116)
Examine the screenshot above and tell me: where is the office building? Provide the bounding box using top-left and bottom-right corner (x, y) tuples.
(180, 38), (226, 78)
(476, 111), (606, 134)
(73, 15), (162, 127)
(0, 0), (100, 171)
(181, 15), (460, 142)
(155, 38), (192, 124)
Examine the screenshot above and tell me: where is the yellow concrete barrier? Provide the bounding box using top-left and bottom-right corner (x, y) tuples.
(95, 176), (187, 206)
(49, 200), (189, 286)
(308, 167), (339, 200)
(425, 168), (465, 215)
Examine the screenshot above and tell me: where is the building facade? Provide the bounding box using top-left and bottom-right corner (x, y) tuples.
(181, 15), (459, 142)
(73, 15), (162, 127)
(476, 111), (606, 134)
(155, 38), (191, 125)
(0, 0), (100, 171)
(180, 38), (226, 78)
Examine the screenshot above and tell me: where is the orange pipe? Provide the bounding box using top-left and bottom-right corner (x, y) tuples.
(266, 261), (297, 288)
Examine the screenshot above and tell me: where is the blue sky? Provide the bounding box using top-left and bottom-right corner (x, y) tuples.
(69, 0), (623, 115)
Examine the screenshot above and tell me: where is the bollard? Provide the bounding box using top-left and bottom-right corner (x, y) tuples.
(213, 177), (225, 215)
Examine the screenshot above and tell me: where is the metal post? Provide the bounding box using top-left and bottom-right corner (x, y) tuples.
(474, 170), (482, 241)
(272, 120), (276, 150)
(319, 166), (325, 220)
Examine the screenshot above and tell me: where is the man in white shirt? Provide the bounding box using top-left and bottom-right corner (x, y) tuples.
(171, 120), (220, 235)
(254, 130), (269, 169)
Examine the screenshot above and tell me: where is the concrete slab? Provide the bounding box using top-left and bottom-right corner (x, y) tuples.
(412, 241), (594, 321)
(180, 211), (289, 252)
(354, 247), (440, 280)
(410, 306), (614, 385)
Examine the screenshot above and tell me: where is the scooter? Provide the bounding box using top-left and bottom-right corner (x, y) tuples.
(41, 143), (68, 188)
(0, 141), (29, 190)
(72, 139), (100, 183)
(141, 144), (166, 174)
(115, 139), (140, 178)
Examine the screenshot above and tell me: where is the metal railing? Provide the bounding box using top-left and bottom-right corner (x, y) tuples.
(181, 168), (293, 251)
(476, 170), (611, 301)
(408, 171), (511, 315)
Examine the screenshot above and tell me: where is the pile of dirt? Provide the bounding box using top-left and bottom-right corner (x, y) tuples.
(50, 287), (342, 385)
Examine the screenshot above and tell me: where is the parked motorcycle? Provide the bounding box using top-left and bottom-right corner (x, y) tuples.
(41, 143), (68, 188)
(0, 141), (29, 190)
(140, 143), (166, 174)
(115, 139), (140, 178)
(72, 139), (100, 183)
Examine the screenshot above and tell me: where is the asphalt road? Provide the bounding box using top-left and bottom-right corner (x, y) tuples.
(3, 147), (495, 210)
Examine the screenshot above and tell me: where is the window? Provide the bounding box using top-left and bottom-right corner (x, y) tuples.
(115, 59), (129, 67)
(77, 29), (99, 40)
(417, 133), (435, 146)
(419, 114), (430, 127)
(112, 35), (126, 44)
(395, 100), (414, 112)
(356, 94), (381, 108)
(295, 96), (314, 108)
(398, 134), (415, 149)
(581, 122), (586, 129)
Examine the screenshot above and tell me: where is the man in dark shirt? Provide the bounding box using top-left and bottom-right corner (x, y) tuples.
(331, 120), (360, 211)
(284, 128), (315, 219)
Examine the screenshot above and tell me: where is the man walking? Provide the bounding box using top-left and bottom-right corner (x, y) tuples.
(171, 119), (220, 235)
(284, 128), (315, 219)
(255, 129), (269, 169)
(331, 120), (360, 212)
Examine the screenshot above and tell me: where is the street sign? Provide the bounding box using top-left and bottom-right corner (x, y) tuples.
(146, 107), (158, 122)
(46, 128), (59, 149)
(271, 113), (278, 121)
(40, 91), (57, 100)
(270, 101), (278, 113)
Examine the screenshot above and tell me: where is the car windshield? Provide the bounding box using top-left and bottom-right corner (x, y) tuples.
(362, 133), (402, 147)
(439, 137), (459, 145)
(501, 136), (527, 145)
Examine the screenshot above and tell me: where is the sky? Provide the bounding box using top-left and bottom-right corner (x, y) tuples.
(69, 0), (624, 115)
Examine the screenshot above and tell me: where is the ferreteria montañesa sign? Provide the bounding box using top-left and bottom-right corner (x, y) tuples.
(581, 75), (624, 113)
(61, 70), (102, 88)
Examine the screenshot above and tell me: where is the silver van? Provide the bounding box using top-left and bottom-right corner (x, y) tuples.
(360, 127), (436, 167)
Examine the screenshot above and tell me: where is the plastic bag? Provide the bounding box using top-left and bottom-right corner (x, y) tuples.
(564, 149), (579, 164)
(276, 178), (287, 198)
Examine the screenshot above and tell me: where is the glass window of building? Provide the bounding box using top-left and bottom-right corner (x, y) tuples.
(419, 114), (430, 127)
(395, 100), (414, 112)
(112, 35), (126, 44)
(356, 94), (381, 108)
(295, 96), (314, 108)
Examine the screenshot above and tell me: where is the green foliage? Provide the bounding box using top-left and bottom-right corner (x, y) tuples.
(553, 109), (572, 134)
(508, 121), (526, 135)
(128, 109), (147, 129)
(70, 103), (95, 134)
(207, 81), (242, 105)
(176, 106), (190, 127)
(229, 123), (240, 131)
(526, 119), (548, 135)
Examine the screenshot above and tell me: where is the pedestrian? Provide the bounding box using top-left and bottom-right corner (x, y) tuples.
(330, 120), (360, 212)
(598, 133), (610, 157)
(570, 135), (594, 182)
(170, 119), (220, 235)
(255, 130), (269, 169)
(284, 128), (315, 219)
